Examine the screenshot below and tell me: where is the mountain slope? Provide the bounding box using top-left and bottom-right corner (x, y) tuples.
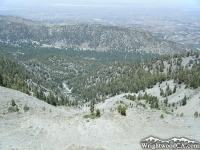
(0, 54), (30, 94)
(0, 15), (196, 54)
(0, 86), (199, 150)
(67, 52), (200, 102)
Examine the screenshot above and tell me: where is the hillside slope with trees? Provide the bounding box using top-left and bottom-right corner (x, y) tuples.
(0, 15), (196, 54)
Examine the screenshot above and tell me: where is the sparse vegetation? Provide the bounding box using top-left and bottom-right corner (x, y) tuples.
(117, 105), (126, 116)
(180, 113), (184, 117)
(194, 111), (199, 118)
(42, 107), (45, 111)
(8, 106), (18, 113)
(16, 107), (19, 112)
(165, 111), (172, 115)
(137, 102), (147, 109)
(124, 94), (136, 101)
(160, 114), (164, 119)
(96, 109), (101, 117)
(83, 114), (98, 119)
(164, 98), (168, 106)
(11, 99), (16, 107)
(84, 103), (100, 119)
(83, 110), (101, 119)
(173, 85), (177, 93)
(90, 102), (94, 115)
(125, 93), (158, 109)
(181, 95), (187, 106)
(23, 105), (30, 112)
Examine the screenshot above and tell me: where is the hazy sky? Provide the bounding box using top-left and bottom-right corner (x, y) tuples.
(0, 0), (200, 8)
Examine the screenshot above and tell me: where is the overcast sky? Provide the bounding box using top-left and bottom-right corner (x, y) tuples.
(0, 0), (200, 8)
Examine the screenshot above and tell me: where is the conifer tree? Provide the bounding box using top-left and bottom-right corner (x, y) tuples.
(182, 95), (187, 106)
(90, 102), (94, 115)
(0, 74), (3, 86)
(173, 85), (177, 93)
(96, 109), (100, 117)
(194, 111), (199, 118)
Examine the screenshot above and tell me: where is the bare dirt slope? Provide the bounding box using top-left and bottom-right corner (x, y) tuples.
(0, 86), (200, 150)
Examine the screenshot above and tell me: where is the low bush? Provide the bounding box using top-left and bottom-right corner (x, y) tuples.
(118, 105), (126, 116)
(23, 105), (30, 112)
(83, 114), (99, 119)
(8, 106), (18, 113)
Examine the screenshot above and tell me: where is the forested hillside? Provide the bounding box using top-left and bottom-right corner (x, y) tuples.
(0, 15), (196, 54)
(0, 41), (200, 108)
(0, 44), (158, 106)
(0, 54), (69, 106)
(0, 55), (30, 94)
(68, 51), (200, 104)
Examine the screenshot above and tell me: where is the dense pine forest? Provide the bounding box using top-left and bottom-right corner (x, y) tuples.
(0, 55), (30, 94)
(0, 43), (200, 107)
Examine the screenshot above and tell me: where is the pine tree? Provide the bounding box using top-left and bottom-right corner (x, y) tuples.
(96, 109), (100, 117)
(173, 85), (177, 93)
(11, 99), (16, 106)
(182, 95), (187, 106)
(168, 66), (172, 74)
(155, 102), (159, 109)
(164, 98), (168, 106)
(39, 89), (43, 100)
(160, 88), (164, 96)
(0, 74), (3, 86)
(121, 106), (126, 116)
(90, 102), (94, 115)
(194, 111), (199, 118)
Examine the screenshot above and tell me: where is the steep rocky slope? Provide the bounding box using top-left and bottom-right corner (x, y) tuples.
(0, 86), (200, 150)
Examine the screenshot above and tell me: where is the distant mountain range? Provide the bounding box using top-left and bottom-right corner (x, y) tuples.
(0, 15), (196, 54)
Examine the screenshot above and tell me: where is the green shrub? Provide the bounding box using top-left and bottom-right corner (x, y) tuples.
(180, 113), (184, 117)
(118, 105), (126, 116)
(23, 105), (29, 112)
(84, 108), (101, 119)
(42, 106), (45, 111)
(165, 111), (172, 115)
(121, 106), (126, 116)
(83, 114), (98, 119)
(96, 109), (100, 117)
(16, 107), (19, 112)
(11, 99), (16, 106)
(8, 106), (18, 113)
(194, 111), (199, 118)
(117, 105), (121, 113)
(160, 114), (164, 119)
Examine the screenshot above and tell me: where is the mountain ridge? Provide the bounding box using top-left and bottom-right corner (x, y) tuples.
(0, 15), (196, 54)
